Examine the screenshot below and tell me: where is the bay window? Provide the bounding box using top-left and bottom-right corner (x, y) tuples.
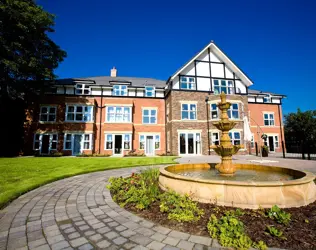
(213, 79), (234, 95)
(106, 106), (131, 123)
(66, 105), (93, 122)
(181, 103), (197, 120)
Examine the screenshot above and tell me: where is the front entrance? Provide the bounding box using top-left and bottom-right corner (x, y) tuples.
(145, 136), (154, 156)
(179, 132), (201, 155)
(114, 135), (123, 155)
(41, 135), (50, 154)
(268, 136), (275, 152)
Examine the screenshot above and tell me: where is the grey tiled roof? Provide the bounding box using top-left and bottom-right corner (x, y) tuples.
(56, 76), (166, 88)
(248, 89), (285, 97)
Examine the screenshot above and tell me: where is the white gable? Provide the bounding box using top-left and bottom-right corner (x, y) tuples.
(170, 42), (253, 93)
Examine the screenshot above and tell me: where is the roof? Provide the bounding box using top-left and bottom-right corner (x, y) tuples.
(55, 76), (166, 88)
(170, 41), (254, 87)
(248, 89), (286, 97)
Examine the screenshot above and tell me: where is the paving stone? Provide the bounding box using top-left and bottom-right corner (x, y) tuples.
(68, 232), (80, 239)
(103, 218), (113, 223)
(123, 242), (137, 249)
(32, 244), (51, 250)
(211, 239), (221, 248)
(120, 229), (137, 237)
(51, 240), (70, 250)
(147, 240), (166, 250)
(152, 226), (172, 235)
(122, 221), (140, 230)
(113, 236), (128, 245)
(78, 225), (90, 231)
(28, 239), (47, 249)
(177, 240), (195, 250)
(96, 239), (111, 248)
(168, 230), (190, 240)
(162, 246), (180, 250)
(78, 243), (94, 250)
(96, 226), (111, 234)
(59, 224), (72, 230)
(140, 220), (155, 228)
(91, 222), (105, 229)
(131, 246), (149, 250)
(10, 225), (26, 233)
(69, 237), (88, 248)
(104, 231), (119, 240)
(46, 234), (65, 245)
(135, 227), (155, 237)
(84, 230), (95, 236)
(188, 235), (212, 246)
(115, 225), (126, 232)
(162, 236), (180, 246)
(64, 227), (76, 234)
(130, 234), (153, 246)
(108, 221), (119, 227)
(89, 233), (103, 242)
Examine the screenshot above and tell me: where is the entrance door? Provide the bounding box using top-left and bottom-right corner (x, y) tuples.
(179, 132), (201, 155)
(114, 135), (122, 155)
(73, 135), (82, 155)
(187, 133), (194, 154)
(146, 136), (154, 156)
(41, 135), (50, 154)
(268, 136), (275, 152)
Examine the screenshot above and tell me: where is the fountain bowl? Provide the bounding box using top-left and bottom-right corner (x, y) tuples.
(159, 163), (316, 209)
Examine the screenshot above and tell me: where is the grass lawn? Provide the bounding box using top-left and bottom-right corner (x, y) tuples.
(0, 156), (177, 209)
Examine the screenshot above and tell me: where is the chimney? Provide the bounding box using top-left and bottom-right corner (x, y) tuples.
(111, 67), (117, 77)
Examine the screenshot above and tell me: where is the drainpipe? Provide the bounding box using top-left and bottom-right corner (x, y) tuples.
(98, 87), (103, 154)
(278, 104), (285, 158)
(205, 96), (210, 155)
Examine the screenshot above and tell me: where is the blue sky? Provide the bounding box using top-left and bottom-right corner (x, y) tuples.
(40, 0), (316, 114)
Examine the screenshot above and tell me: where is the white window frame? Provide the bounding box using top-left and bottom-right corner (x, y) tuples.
(106, 106), (132, 123)
(228, 103), (239, 120)
(263, 112), (275, 126)
(210, 103), (219, 120)
(124, 134), (132, 150)
(142, 108), (157, 124)
(180, 76), (195, 90)
(105, 134), (113, 149)
(274, 135), (279, 148)
(83, 134), (93, 150)
(138, 134), (161, 153)
(75, 83), (91, 95)
(65, 105), (94, 122)
(39, 106), (57, 122)
(33, 134), (58, 153)
(105, 133), (132, 154)
(181, 103), (197, 120)
(264, 94), (271, 103)
(209, 131), (220, 146)
(213, 79), (234, 95)
(178, 132), (202, 155)
(112, 85), (128, 96)
(145, 86), (155, 97)
(250, 134), (255, 149)
(155, 135), (160, 150)
(63, 133), (93, 154)
(139, 135), (145, 150)
(229, 131), (241, 145)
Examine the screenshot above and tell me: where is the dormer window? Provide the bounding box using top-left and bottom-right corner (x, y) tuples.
(264, 94), (271, 103)
(213, 80), (234, 95)
(145, 86), (155, 97)
(113, 85), (128, 96)
(75, 84), (90, 95)
(180, 77), (195, 90)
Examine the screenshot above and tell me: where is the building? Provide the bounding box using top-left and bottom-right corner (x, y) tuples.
(24, 41), (285, 156)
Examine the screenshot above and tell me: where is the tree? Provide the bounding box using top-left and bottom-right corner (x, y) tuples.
(0, 0), (66, 156)
(0, 0), (66, 97)
(284, 109), (316, 154)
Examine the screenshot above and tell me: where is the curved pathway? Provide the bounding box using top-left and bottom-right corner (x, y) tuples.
(0, 166), (225, 250)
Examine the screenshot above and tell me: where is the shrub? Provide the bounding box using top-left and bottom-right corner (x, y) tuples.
(106, 168), (160, 209)
(125, 150), (145, 157)
(77, 153), (111, 157)
(265, 225), (285, 239)
(207, 213), (267, 250)
(159, 190), (204, 222)
(266, 205), (291, 225)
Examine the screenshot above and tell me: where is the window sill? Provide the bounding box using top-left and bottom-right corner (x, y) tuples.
(38, 121), (57, 124)
(181, 119), (198, 121)
(64, 121), (94, 123)
(104, 122), (132, 124)
(142, 123), (158, 125)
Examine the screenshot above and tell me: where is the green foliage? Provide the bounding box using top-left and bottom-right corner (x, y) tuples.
(207, 212), (267, 250)
(267, 205), (291, 225)
(266, 225), (285, 239)
(159, 190), (204, 222)
(77, 153), (111, 157)
(125, 150), (145, 157)
(107, 168), (160, 210)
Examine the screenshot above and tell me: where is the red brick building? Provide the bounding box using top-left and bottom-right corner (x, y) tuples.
(25, 42), (285, 156)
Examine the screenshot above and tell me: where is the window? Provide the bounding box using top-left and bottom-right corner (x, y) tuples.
(105, 134), (113, 149)
(210, 104), (218, 119)
(264, 113), (275, 126)
(113, 85), (127, 96)
(155, 135), (160, 149)
(275, 136), (279, 148)
(106, 106), (131, 123)
(139, 135), (145, 149)
(213, 80), (234, 95)
(145, 86), (155, 97)
(229, 132), (241, 145)
(142, 109), (157, 124)
(66, 105), (93, 122)
(83, 134), (92, 150)
(264, 95), (271, 103)
(180, 77), (195, 90)
(181, 104), (197, 120)
(209, 132), (220, 145)
(75, 84), (90, 95)
(34, 134), (40, 150)
(228, 103), (239, 119)
(64, 134), (72, 150)
(250, 135), (255, 148)
(40, 106), (56, 122)
(124, 134), (131, 149)
(51, 134), (58, 150)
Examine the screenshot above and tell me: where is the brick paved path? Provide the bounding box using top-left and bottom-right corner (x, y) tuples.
(0, 165), (284, 250)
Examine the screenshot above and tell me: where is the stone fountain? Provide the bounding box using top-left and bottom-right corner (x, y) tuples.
(210, 92), (242, 175)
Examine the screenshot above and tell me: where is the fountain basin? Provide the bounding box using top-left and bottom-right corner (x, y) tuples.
(159, 163), (316, 209)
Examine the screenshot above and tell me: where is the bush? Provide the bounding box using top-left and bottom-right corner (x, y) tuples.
(34, 151), (63, 157)
(266, 205), (291, 225)
(265, 225), (285, 240)
(159, 190), (204, 222)
(261, 146), (269, 157)
(124, 150), (145, 157)
(77, 153), (111, 157)
(207, 212), (267, 250)
(106, 168), (160, 209)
